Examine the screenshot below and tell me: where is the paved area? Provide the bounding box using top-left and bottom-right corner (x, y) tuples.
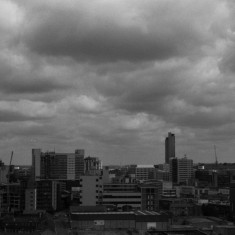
(54, 214), (71, 235)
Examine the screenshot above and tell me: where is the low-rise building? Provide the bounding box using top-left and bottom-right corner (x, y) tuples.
(136, 165), (155, 181)
(70, 211), (170, 231)
(154, 169), (170, 181)
(160, 198), (200, 216)
(25, 188), (37, 212)
(102, 183), (141, 211)
(36, 180), (60, 212)
(162, 188), (177, 198)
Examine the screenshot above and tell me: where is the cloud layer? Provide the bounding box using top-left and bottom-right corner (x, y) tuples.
(0, 0), (235, 164)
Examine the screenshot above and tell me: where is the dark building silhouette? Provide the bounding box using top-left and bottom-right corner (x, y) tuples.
(165, 132), (175, 164)
(230, 171), (235, 220)
(32, 149), (84, 181)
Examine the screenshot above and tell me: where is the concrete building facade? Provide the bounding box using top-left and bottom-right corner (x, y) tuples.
(25, 188), (37, 212)
(84, 156), (102, 175)
(32, 149), (85, 181)
(140, 180), (163, 211)
(80, 175), (103, 206)
(136, 165), (155, 181)
(70, 211), (170, 231)
(102, 183), (141, 210)
(36, 180), (60, 211)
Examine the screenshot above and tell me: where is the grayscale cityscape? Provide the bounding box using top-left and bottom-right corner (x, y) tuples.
(0, 132), (235, 234)
(1, 0), (235, 234)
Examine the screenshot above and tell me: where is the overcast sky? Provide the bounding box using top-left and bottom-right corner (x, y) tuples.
(1, 0), (235, 165)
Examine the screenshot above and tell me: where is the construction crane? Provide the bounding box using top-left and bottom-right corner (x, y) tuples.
(214, 145), (218, 167)
(7, 151), (14, 212)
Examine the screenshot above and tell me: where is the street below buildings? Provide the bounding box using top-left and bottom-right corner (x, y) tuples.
(54, 215), (71, 235)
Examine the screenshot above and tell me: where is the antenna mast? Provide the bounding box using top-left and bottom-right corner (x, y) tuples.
(214, 145), (218, 167)
(7, 151), (14, 212)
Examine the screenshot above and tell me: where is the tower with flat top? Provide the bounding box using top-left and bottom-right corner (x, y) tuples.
(165, 132), (175, 164)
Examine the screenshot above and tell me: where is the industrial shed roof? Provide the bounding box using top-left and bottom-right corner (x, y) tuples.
(70, 210), (169, 222)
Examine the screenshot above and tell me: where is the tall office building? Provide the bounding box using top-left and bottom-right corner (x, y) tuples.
(170, 157), (193, 185)
(32, 149), (85, 181)
(165, 132), (175, 164)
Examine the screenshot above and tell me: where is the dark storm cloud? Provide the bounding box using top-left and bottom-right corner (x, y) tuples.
(0, 122), (53, 137)
(0, 52), (71, 95)
(24, 22), (179, 62)
(219, 45), (235, 73)
(12, 123), (55, 137)
(0, 111), (36, 122)
(1, 77), (69, 94)
(18, 0), (216, 63)
(96, 70), (178, 101)
(94, 60), (186, 103)
(94, 55), (235, 130)
(173, 108), (235, 128)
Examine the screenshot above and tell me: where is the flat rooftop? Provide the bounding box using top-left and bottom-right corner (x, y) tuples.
(136, 165), (154, 168)
(71, 210), (161, 216)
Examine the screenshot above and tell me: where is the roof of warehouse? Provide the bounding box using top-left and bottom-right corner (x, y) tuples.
(71, 210), (160, 215)
(70, 210), (169, 222)
(134, 210), (161, 216)
(71, 211), (134, 215)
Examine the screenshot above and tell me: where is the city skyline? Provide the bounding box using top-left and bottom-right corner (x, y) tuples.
(0, 0), (235, 165)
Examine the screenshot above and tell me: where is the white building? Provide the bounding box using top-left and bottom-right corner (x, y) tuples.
(136, 165), (155, 181)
